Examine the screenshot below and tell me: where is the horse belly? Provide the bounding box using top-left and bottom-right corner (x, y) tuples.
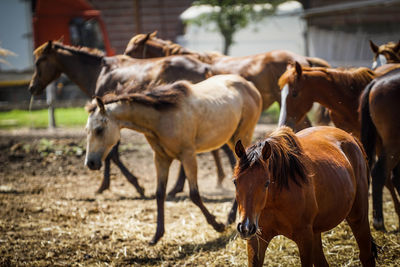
(194, 106), (241, 152)
(312, 162), (356, 232)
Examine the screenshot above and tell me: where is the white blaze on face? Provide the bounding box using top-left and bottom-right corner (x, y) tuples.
(372, 54), (387, 69)
(278, 84), (289, 126)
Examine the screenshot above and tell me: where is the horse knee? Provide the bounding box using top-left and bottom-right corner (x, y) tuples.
(189, 189), (202, 205)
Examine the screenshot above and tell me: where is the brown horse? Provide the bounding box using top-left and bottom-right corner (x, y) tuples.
(278, 62), (400, 231)
(85, 74), (262, 244)
(234, 126), (376, 267)
(28, 41), (230, 195)
(277, 62), (375, 137)
(360, 68), (400, 231)
(369, 40), (400, 69)
(124, 32), (331, 127)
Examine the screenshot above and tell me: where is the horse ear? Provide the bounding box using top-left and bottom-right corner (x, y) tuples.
(235, 140), (246, 158)
(150, 31), (157, 38)
(262, 141), (272, 161)
(57, 36), (64, 43)
(393, 40), (400, 53)
(44, 41), (53, 53)
(369, 40), (379, 54)
(95, 96), (106, 114)
(295, 61), (302, 77)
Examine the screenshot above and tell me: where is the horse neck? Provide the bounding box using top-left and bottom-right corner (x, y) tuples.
(54, 49), (102, 96)
(107, 102), (161, 135)
(306, 71), (362, 133)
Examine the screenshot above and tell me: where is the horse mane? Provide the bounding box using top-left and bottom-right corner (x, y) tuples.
(278, 66), (375, 93)
(130, 33), (222, 63)
(34, 41), (105, 59)
(378, 41), (400, 61)
(236, 126), (309, 189)
(86, 81), (191, 112)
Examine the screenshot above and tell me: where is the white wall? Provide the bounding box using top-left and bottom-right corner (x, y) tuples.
(178, 2), (305, 57)
(0, 0), (33, 71)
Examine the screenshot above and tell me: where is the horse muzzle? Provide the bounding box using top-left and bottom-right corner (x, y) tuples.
(237, 218), (257, 239)
(85, 154), (102, 170)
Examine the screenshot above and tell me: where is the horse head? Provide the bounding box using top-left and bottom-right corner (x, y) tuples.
(29, 41), (63, 95)
(234, 140), (272, 240)
(85, 97), (121, 170)
(370, 40), (400, 69)
(124, 31), (158, 58)
(278, 61), (312, 129)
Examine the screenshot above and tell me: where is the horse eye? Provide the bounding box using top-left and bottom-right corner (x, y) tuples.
(292, 91), (298, 98)
(233, 179), (237, 187)
(265, 180), (270, 188)
(95, 127), (103, 136)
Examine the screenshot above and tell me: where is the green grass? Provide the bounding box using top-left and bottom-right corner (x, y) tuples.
(0, 108), (88, 129)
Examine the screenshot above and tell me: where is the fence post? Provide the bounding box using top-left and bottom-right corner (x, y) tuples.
(46, 81), (56, 128)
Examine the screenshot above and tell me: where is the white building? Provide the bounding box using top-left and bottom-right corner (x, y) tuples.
(178, 1), (305, 57)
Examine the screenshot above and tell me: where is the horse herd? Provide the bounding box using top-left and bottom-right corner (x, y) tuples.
(28, 34), (400, 266)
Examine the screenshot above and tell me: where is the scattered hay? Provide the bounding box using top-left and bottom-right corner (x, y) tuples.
(0, 126), (399, 266)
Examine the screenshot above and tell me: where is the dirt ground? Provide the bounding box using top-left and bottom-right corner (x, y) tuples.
(0, 124), (399, 266)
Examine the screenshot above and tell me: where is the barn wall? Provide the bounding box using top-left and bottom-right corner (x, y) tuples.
(89, 0), (192, 54)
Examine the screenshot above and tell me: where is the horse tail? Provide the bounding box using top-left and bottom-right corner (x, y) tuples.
(305, 56), (331, 68)
(314, 105), (331, 125)
(359, 80), (376, 169)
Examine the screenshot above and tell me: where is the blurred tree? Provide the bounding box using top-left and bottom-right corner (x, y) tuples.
(187, 0), (288, 55)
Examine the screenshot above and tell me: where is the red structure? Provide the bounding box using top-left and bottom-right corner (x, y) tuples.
(33, 0), (115, 55)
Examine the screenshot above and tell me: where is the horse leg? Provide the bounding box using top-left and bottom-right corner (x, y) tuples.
(181, 151), (225, 232)
(371, 155), (388, 231)
(293, 227), (314, 267)
(110, 142), (145, 197)
(312, 233), (329, 267)
(211, 149), (225, 188)
(246, 234), (272, 267)
(346, 206), (376, 267)
(372, 149), (400, 231)
(149, 153), (172, 245)
(390, 163), (400, 228)
(384, 175), (400, 228)
(96, 152), (112, 194)
(167, 165), (186, 197)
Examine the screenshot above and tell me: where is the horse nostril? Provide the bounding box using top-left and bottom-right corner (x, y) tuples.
(237, 222), (243, 234)
(249, 223), (257, 235)
(86, 160), (95, 169)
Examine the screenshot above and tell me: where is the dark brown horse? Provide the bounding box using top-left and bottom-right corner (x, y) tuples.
(369, 40), (400, 69)
(360, 67), (400, 231)
(28, 41), (230, 196)
(124, 32), (331, 126)
(234, 126), (376, 267)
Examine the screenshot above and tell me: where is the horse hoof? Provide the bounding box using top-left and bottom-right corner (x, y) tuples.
(214, 222), (225, 233)
(373, 218), (386, 232)
(137, 187), (145, 198)
(149, 233), (163, 246)
(95, 188), (107, 194)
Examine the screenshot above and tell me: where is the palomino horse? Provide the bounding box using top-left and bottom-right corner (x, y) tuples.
(234, 126), (376, 267)
(360, 68), (400, 231)
(278, 62), (400, 230)
(85, 74), (262, 244)
(28, 40), (230, 195)
(124, 32), (331, 126)
(369, 40), (400, 69)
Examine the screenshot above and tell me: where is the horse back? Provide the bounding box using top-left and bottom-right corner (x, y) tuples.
(368, 70), (400, 147)
(297, 126), (369, 231)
